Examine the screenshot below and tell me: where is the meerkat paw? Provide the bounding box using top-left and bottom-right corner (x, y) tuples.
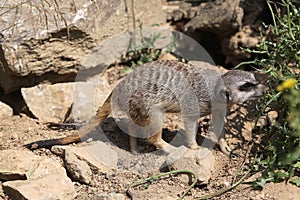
(218, 138), (231, 155)
(159, 142), (177, 154)
(187, 142), (201, 150)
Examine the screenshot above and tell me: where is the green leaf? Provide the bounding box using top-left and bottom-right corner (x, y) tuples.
(293, 162), (300, 168)
(121, 67), (133, 74)
(274, 171), (289, 181)
(255, 177), (273, 188)
(290, 177), (300, 187)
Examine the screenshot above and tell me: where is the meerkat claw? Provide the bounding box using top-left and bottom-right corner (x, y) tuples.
(218, 138), (232, 155)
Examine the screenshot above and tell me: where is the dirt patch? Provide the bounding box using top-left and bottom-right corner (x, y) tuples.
(0, 111), (278, 199)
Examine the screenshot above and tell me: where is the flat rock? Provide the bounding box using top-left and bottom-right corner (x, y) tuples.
(64, 149), (92, 184)
(3, 158), (75, 200)
(165, 146), (215, 184)
(52, 141), (118, 171)
(0, 150), (42, 181)
(21, 80), (111, 123)
(28, 158), (68, 180)
(0, 101), (13, 118)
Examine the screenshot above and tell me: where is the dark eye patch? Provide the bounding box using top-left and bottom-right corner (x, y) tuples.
(239, 82), (257, 91)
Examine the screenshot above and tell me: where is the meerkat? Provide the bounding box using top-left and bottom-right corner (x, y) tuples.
(25, 60), (268, 154)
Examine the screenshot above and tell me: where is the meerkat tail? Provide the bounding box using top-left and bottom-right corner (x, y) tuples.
(25, 94), (112, 149)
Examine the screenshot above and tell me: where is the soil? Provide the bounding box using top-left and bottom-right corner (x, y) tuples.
(0, 64), (299, 200)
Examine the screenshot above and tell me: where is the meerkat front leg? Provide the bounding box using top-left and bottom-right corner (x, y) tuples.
(183, 117), (200, 150)
(210, 108), (232, 155)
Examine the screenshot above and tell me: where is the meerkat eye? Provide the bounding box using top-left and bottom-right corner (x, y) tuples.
(225, 90), (230, 101)
(239, 82), (257, 91)
(220, 89), (231, 101)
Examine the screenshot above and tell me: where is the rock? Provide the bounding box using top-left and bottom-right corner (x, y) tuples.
(21, 80), (111, 123)
(72, 75), (112, 123)
(164, 0), (268, 66)
(222, 25), (261, 65)
(0, 182), (4, 199)
(164, 1), (199, 22)
(165, 146), (215, 184)
(185, 0), (243, 36)
(240, 0), (266, 25)
(93, 192), (125, 200)
(21, 83), (75, 123)
(52, 141), (118, 171)
(72, 141), (118, 170)
(0, 31), (93, 94)
(51, 145), (68, 157)
(0, 0), (166, 93)
(262, 182), (300, 200)
(28, 158), (68, 180)
(158, 53), (178, 61)
(3, 158), (75, 200)
(0, 150), (42, 181)
(3, 175), (75, 200)
(64, 149), (92, 184)
(0, 101), (13, 118)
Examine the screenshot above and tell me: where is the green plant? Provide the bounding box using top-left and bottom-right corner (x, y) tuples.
(241, 0), (300, 188)
(120, 21), (179, 72)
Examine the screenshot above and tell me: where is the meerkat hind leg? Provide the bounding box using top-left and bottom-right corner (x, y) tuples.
(129, 135), (138, 153)
(128, 128), (176, 154)
(148, 130), (177, 154)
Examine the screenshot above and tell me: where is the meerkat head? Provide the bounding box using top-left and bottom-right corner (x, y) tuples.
(221, 70), (268, 104)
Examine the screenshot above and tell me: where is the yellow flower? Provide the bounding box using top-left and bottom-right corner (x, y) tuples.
(276, 78), (297, 91)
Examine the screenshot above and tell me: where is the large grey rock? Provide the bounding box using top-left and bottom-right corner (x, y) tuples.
(0, 101), (13, 118)
(165, 146), (215, 184)
(0, 31), (93, 94)
(185, 0), (243, 36)
(3, 158), (75, 200)
(0, 150), (42, 181)
(0, 0), (166, 93)
(21, 80), (111, 123)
